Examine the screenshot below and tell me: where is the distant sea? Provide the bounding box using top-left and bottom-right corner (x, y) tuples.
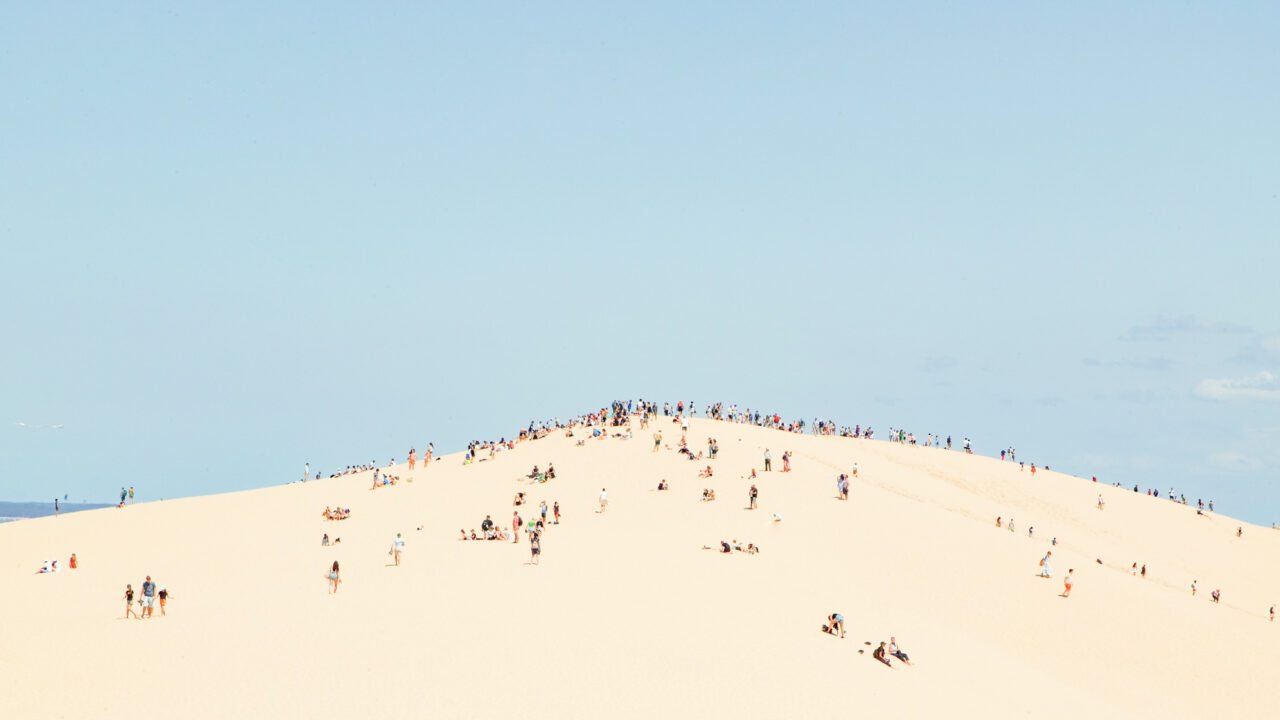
(0, 501), (112, 523)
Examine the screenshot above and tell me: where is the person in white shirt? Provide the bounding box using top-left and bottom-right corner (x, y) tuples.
(391, 533), (405, 566)
(599, 488), (609, 512)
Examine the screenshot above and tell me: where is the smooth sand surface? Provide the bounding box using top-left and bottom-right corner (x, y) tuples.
(4, 417), (1278, 718)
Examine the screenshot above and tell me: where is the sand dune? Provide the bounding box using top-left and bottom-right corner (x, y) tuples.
(3, 415), (1278, 718)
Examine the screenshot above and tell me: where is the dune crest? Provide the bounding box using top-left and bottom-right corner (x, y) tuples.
(3, 412), (1278, 718)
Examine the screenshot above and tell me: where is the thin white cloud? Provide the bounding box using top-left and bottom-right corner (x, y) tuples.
(1123, 315), (1251, 342)
(1195, 371), (1280, 401)
(1209, 451), (1264, 473)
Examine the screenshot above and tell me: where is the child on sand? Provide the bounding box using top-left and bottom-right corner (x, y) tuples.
(158, 587), (169, 616)
(1061, 569), (1074, 598)
(124, 585), (139, 619)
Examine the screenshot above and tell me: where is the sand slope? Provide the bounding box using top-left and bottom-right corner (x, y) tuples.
(3, 417), (1278, 718)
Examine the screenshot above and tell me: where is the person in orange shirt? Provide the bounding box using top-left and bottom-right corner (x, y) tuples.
(408, 447), (416, 470)
(68, 553), (77, 569)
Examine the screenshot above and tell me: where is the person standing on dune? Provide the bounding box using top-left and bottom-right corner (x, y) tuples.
(1039, 551), (1053, 578)
(599, 488), (609, 513)
(328, 562), (341, 593)
(1061, 569), (1074, 598)
(749, 484), (758, 510)
(763, 449), (772, 472)
(392, 533), (405, 566)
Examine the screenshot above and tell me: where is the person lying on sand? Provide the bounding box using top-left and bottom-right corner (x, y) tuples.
(698, 466), (713, 478)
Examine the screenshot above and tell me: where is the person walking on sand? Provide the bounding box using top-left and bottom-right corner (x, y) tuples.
(54, 498), (59, 516)
(1039, 551), (1053, 578)
(129, 487), (135, 504)
(1097, 494), (1105, 510)
(749, 484), (758, 510)
(1191, 580), (1197, 596)
(598, 488), (609, 513)
(392, 533), (405, 566)
(408, 447), (415, 470)
(158, 586), (169, 616)
(512, 511), (522, 543)
(1061, 569), (1074, 598)
(653, 432), (662, 452)
(529, 529), (542, 565)
(124, 584), (140, 619)
(120, 487), (127, 506)
(782, 451), (791, 472)
(763, 449), (772, 472)
(540, 500), (549, 525)
(141, 576), (156, 618)
(553, 501), (561, 524)
(328, 561), (341, 594)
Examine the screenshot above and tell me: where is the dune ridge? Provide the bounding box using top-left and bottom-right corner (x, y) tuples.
(3, 410), (1278, 719)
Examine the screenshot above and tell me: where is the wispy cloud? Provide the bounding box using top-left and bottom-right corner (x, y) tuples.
(918, 355), (958, 372)
(1122, 315), (1251, 342)
(13, 422), (65, 429)
(1082, 356), (1174, 371)
(1208, 451), (1265, 473)
(1195, 371), (1280, 401)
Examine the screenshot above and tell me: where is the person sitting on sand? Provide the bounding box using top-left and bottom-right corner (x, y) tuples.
(745, 543), (759, 554)
(889, 637), (911, 664)
(996, 516), (1002, 528)
(698, 466), (713, 479)
(657, 479), (668, 491)
(322, 534), (330, 547)
(514, 492), (526, 506)
(720, 541), (731, 553)
(701, 488), (716, 501)
(459, 529), (468, 541)
(873, 642), (892, 666)
(547, 463), (556, 479)
(826, 613), (845, 638)
(470, 530), (479, 541)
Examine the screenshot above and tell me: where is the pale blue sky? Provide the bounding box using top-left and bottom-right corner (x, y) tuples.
(3, 4), (1277, 520)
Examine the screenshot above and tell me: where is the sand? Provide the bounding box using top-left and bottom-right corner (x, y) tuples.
(3, 416), (1278, 718)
